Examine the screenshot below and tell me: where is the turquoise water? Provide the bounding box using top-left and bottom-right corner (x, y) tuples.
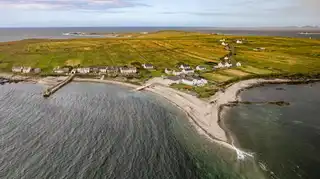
(0, 82), (266, 179)
(224, 83), (320, 179)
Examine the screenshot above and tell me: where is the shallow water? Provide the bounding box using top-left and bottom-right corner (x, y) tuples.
(0, 82), (266, 179)
(224, 83), (320, 179)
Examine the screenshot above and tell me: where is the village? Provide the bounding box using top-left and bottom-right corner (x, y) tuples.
(9, 38), (248, 90)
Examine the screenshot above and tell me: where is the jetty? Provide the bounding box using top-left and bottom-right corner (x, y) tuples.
(134, 83), (153, 91)
(43, 74), (75, 97)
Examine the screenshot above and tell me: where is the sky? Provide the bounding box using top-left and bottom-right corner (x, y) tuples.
(0, 0), (319, 27)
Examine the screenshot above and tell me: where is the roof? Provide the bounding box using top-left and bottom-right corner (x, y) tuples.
(143, 64), (153, 67)
(197, 65), (206, 68)
(167, 76), (180, 81)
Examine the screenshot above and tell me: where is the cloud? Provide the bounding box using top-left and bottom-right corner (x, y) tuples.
(0, 0), (149, 10)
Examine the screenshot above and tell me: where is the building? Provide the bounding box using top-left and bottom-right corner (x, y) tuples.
(140, 32), (149, 35)
(214, 62), (225, 69)
(225, 62), (232, 68)
(53, 67), (70, 74)
(106, 66), (119, 74)
(236, 40), (243, 44)
(12, 66), (23, 73)
(221, 42), (228, 46)
(71, 69), (77, 74)
(76, 67), (91, 74)
(224, 56), (229, 60)
(142, 64), (154, 70)
(180, 77), (208, 87)
(196, 65), (206, 71)
(22, 67), (32, 73)
(172, 70), (183, 76)
(33, 68), (41, 74)
(167, 76), (181, 84)
(236, 62), (242, 67)
(99, 67), (107, 74)
(179, 64), (191, 70)
(120, 67), (137, 74)
(182, 69), (195, 74)
(219, 39), (226, 42)
(165, 68), (172, 75)
(91, 67), (100, 74)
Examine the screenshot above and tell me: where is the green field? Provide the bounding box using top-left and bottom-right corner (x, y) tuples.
(1, 30), (320, 86)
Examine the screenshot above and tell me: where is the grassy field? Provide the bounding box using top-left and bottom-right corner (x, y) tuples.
(1, 30), (320, 86)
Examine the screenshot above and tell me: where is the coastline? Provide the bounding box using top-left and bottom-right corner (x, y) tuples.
(2, 75), (319, 156)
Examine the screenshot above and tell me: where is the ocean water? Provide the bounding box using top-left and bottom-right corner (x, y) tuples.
(0, 82), (266, 179)
(224, 83), (320, 179)
(0, 27), (319, 42)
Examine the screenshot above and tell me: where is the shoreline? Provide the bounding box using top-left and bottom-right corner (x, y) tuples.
(2, 75), (319, 157)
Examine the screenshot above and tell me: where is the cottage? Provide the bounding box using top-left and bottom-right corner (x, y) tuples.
(225, 62), (232, 68)
(91, 67), (100, 74)
(236, 62), (242, 67)
(214, 62), (224, 69)
(167, 76), (181, 83)
(22, 67), (32, 74)
(224, 56), (229, 60)
(219, 39), (226, 42)
(165, 68), (172, 75)
(99, 67), (107, 74)
(53, 67), (70, 74)
(120, 67), (137, 74)
(221, 42), (228, 46)
(142, 64), (154, 70)
(12, 66), (23, 73)
(33, 68), (41, 74)
(76, 67), (91, 74)
(179, 64), (191, 70)
(196, 65), (206, 71)
(182, 68), (195, 74)
(236, 40), (243, 44)
(106, 66), (119, 74)
(180, 77), (208, 87)
(172, 70), (183, 76)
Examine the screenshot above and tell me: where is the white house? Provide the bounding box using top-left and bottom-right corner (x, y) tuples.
(77, 67), (91, 74)
(172, 70), (183, 76)
(54, 67), (70, 74)
(33, 68), (41, 74)
(236, 40), (243, 44)
(142, 64), (154, 70)
(214, 62), (224, 69)
(22, 67), (32, 73)
(165, 68), (172, 75)
(225, 62), (232, 68)
(12, 66), (23, 73)
(236, 62), (242, 67)
(180, 77), (208, 86)
(224, 56), (229, 60)
(221, 42), (228, 46)
(196, 65), (206, 71)
(182, 69), (195, 74)
(99, 67), (107, 74)
(219, 39), (226, 42)
(120, 67), (137, 74)
(179, 64), (191, 70)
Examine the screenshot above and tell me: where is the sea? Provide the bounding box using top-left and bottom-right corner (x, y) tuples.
(0, 82), (265, 179)
(0, 27), (320, 42)
(224, 82), (320, 179)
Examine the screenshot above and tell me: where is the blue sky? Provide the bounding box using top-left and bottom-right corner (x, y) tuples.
(0, 0), (319, 27)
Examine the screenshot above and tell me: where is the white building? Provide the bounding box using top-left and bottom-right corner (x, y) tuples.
(214, 62), (224, 69)
(165, 68), (172, 75)
(221, 42), (228, 46)
(224, 56), (229, 60)
(236, 40), (243, 44)
(120, 67), (137, 74)
(179, 64), (191, 70)
(219, 39), (226, 42)
(180, 77), (208, 86)
(182, 69), (195, 74)
(54, 67), (70, 74)
(225, 62), (232, 68)
(22, 67), (32, 73)
(12, 66), (23, 73)
(142, 64), (154, 70)
(196, 65), (206, 71)
(236, 62), (242, 67)
(99, 68), (107, 74)
(77, 67), (91, 74)
(172, 70), (183, 76)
